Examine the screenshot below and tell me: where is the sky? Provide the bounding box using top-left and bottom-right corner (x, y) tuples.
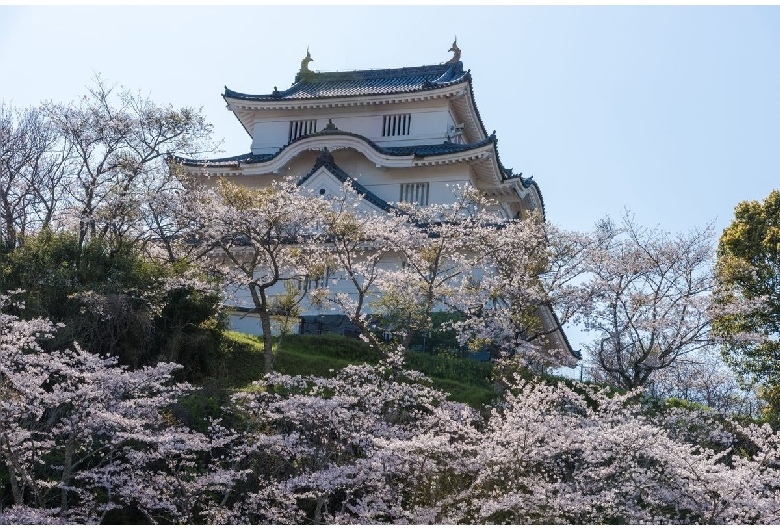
(1, 6), (778, 238)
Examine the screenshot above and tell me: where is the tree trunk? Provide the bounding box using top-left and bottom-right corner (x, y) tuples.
(260, 307), (274, 374)
(247, 283), (275, 373)
(2, 444), (24, 505)
(60, 434), (75, 522)
(1, 433), (43, 508)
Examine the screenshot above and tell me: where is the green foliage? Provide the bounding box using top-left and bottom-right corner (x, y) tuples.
(404, 350), (494, 408)
(1, 230), (147, 317)
(172, 387), (240, 433)
(1, 230), (156, 359)
(715, 190), (780, 388)
(757, 384), (780, 428)
(0, 229), (224, 376)
(405, 349), (492, 387)
(153, 284), (225, 381)
(282, 333), (382, 363)
(405, 312), (466, 356)
(664, 397), (709, 412)
(218, 332), (355, 387)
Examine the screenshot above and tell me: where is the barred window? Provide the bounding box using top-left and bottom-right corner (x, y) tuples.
(289, 120), (317, 142)
(399, 182), (429, 206)
(382, 114), (411, 137)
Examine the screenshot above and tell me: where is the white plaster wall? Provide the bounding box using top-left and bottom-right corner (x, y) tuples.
(251, 121), (292, 154)
(300, 167), (389, 216)
(247, 100), (456, 155)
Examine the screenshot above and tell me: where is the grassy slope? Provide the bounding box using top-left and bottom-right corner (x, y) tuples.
(216, 331), (495, 408)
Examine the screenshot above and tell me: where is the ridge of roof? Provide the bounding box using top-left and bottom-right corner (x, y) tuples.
(297, 63), (459, 82)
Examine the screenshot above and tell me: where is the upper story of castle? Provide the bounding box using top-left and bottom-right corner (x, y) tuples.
(223, 43), (488, 155)
(173, 43), (544, 220)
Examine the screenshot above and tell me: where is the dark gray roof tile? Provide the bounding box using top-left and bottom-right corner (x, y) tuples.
(169, 152), (275, 168)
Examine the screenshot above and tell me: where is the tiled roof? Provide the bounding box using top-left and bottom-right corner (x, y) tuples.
(224, 62), (469, 101)
(382, 137), (495, 157)
(299, 129), (497, 159)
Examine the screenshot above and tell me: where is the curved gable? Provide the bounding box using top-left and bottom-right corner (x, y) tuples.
(297, 148), (394, 215)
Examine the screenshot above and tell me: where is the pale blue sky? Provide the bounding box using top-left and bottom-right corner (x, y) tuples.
(1, 6), (778, 236)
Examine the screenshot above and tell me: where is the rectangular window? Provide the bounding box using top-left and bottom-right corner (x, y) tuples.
(289, 119), (317, 142)
(382, 114), (411, 137)
(399, 182), (429, 206)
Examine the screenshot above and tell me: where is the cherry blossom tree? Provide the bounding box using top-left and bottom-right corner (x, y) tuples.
(374, 186), (495, 350)
(652, 348), (762, 416)
(0, 103), (67, 250)
(224, 350), (780, 524)
(578, 216), (723, 389)
(447, 211), (587, 369)
(0, 292), (246, 524)
(140, 170), (215, 264)
(445, 377), (780, 524)
(229, 348), (479, 523)
(195, 178), (324, 372)
(306, 183), (584, 369)
(3, 282), (780, 524)
(300, 182), (407, 352)
(42, 76), (214, 252)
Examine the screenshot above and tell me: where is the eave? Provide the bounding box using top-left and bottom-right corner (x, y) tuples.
(175, 131), (502, 178)
(447, 81), (489, 144)
(224, 82), (471, 137)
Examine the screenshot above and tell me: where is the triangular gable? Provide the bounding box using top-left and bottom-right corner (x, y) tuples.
(297, 148), (394, 217)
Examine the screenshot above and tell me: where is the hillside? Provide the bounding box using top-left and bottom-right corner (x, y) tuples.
(216, 331), (496, 408)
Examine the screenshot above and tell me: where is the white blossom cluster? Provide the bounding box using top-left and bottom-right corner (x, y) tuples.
(1, 297), (779, 523)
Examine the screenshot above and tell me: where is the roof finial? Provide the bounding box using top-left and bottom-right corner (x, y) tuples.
(447, 37), (461, 64)
(300, 47), (313, 74)
(316, 147), (334, 165)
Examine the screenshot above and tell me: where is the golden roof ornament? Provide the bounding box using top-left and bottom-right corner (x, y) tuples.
(299, 47), (313, 74)
(446, 37), (461, 64)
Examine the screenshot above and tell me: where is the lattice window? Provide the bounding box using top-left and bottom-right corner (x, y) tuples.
(289, 120), (317, 142)
(399, 182), (429, 206)
(382, 114), (411, 137)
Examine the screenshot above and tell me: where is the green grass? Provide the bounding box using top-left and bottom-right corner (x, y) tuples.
(215, 331), (496, 408)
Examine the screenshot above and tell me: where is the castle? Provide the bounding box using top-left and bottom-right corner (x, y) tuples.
(176, 43), (575, 362)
